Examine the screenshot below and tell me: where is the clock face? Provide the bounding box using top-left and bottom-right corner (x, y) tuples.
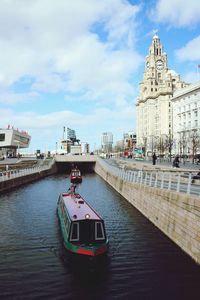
(156, 60), (164, 70)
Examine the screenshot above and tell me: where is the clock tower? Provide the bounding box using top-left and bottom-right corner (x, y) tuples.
(136, 34), (188, 156)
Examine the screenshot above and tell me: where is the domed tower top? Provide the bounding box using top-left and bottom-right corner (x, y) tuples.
(153, 33), (159, 40)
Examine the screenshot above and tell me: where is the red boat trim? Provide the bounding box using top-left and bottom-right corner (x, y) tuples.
(77, 248), (95, 256)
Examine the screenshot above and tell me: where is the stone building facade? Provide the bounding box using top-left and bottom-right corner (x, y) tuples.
(171, 81), (200, 158)
(136, 34), (188, 156)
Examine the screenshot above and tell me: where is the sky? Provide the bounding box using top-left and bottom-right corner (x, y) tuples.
(0, 0), (200, 152)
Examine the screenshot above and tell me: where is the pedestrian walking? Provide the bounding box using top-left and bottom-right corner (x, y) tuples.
(152, 152), (157, 165)
(172, 155), (180, 168)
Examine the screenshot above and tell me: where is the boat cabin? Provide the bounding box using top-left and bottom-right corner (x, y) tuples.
(57, 192), (108, 256)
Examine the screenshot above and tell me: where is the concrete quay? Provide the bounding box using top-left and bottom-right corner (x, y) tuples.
(95, 158), (200, 265)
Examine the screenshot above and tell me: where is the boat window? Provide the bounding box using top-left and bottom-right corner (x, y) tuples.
(70, 222), (79, 241)
(95, 222), (105, 240)
(78, 221), (94, 244)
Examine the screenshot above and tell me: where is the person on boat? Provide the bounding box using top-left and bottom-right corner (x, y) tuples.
(68, 183), (76, 193)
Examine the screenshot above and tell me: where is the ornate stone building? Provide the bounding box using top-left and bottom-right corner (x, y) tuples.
(136, 34), (189, 156)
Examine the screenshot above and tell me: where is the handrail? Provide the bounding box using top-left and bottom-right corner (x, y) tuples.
(97, 158), (200, 197)
(0, 159), (55, 182)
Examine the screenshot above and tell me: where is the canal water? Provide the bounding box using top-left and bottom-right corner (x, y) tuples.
(0, 174), (200, 300)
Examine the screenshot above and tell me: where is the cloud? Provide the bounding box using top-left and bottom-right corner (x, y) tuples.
(175, 35), (200, 61)
(0, 103), (136, 149)
(150, 0), (200, 27)
(0, 0), (142, 105)
(0, 0), (142, 149)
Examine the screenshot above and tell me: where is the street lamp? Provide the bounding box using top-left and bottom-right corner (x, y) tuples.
(56, 142), (58, 155)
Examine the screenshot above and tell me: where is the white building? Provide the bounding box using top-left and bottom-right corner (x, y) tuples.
(101, 132), (113, 153)
(136, 34), (188, 156)
(0, 127), (31, 157)
(172, 81), (200, 156)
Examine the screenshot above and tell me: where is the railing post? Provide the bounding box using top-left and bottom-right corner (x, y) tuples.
(161, 172), (164, 189)
(176, 174), (180, 192)
(140, 171), (143, 185)
(137, 171), (140, 183)
(154, 172), (158, 187)
(149, 172), (152, 186)
(144, 172), (147, 186)
(168, 173), (172, 190)
(187, 173), (192, 194)
(130, 171), (133, 182)
(133, 171), (136, 182)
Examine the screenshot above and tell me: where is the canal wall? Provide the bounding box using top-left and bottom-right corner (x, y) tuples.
(0, 163), (57, 193)
(95, 159), (200, 265)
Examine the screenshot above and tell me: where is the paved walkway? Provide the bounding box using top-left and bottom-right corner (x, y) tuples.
(117, 157), (200, 171)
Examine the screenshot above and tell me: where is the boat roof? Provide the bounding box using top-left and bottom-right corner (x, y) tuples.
(61, 192), (102, 221)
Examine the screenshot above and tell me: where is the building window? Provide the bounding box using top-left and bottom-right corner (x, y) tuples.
(151, 88), (153, 92)
(0, 134), (5, 141)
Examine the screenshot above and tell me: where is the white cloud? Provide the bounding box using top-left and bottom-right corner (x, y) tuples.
(0, 0), (141, 149)
(0, 103), (136, 149)
(150, 0), (200, 27)
(0, 0), (142, 103)
(175, 35), (200, 61)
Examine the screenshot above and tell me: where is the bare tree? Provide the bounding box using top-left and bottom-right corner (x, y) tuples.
(190, 129), (200, 164)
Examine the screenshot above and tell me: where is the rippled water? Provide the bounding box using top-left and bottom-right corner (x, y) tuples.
(0, 174), (200, 300)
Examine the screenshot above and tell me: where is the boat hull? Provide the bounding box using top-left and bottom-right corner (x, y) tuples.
(70, 177), (82, 183)
(57, 205), (108, 257)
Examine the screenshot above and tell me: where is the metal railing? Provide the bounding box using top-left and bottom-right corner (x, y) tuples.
(98, 158), (200, 197)
(0, 159), (55, 182)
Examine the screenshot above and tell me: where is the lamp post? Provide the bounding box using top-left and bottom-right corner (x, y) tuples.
(56, 142), (58, 155)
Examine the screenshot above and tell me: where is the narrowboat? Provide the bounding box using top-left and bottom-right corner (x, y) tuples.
(57, 189), (108, 256)
(70, 168), (82, 183)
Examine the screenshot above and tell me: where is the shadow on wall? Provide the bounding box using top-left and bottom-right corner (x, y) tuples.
(56, 162), (96, 174)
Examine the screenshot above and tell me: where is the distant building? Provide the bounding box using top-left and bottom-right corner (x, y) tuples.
(60, 127), (78, 153)
(0, 126), (31, 158)
(101, 132), (113, 153)
(123, 131), (136, 150)
(81, 142), (90, 154)
(67, 127), (76, 141)
(171, 81), (200, 156)
(136, 34), (188, 155)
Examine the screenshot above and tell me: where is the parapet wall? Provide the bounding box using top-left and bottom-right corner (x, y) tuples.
(95, 160), (200, 264)
(0, 164), (57, 193)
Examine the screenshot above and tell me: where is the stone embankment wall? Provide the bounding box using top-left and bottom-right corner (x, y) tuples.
(95, 160), (200, 264)
(0, 164), (57, 193)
